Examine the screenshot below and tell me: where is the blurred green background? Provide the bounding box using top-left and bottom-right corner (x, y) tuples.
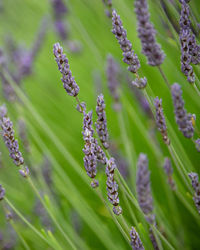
(0, 0), (200, 249)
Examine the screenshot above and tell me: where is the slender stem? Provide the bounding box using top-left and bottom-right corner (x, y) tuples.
(152, 226), (175, 250)
(4, 197), (51, 246)
(10, 221), (31, 250)
(193, 82), (200, 97)
(157, 65), (171, 89)
(27, 178), (77, 250)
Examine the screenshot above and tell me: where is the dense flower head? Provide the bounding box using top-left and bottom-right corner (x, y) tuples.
(132, 77), (147, 89)
(0, 184), (5, 201)
(135, 0), (165, 66)
(163, 158), (176, 190)
(53, 42), (79, 97)
(154, 97), (170, 145)
(0, 106), (24, 166)
(171, 83), (194, 138)
(188, 172), (200, 214)
(82, 110), (106, 187)
(106, 158), (122, 215)
(82, 111), (98, 180)
(106, 55), (121, 111)
(112, 10), (140, 73)
(136, 153), (155, 224)
(179, 1), (199, 83)
(130, 227), (144, 250)
(95, 94), (109, 149)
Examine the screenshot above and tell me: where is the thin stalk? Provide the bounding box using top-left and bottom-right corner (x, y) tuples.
(117, 110), (136, 191)
(27, 178), (76, 250)
(193, 82), (200, 97)
(96, 189), (130, 246)
(10, 221), (31, 250)
(157, 65), (171, 89)
(152, 226), (175, 250)
(4, 198), (51, 247)
(168, 144), (193, 193)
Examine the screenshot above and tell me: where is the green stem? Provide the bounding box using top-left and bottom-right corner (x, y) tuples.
(4, 198), (51, 247)
(27, 178), (76, 250)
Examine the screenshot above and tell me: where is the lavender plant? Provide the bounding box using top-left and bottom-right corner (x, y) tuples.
(1, 0), (200, 249)
(171, 83), (194, 138)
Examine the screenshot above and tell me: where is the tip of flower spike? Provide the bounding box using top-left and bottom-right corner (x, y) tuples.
(132, 77), (147, 89)
(0, 104), (7, 119)
(91, 179), (99, 188)
(0, 184), (5, 201)
(113, 205), (122, 215)
(19, 166), (30, 178)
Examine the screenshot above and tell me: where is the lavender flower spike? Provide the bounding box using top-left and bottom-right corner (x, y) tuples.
(106, 55), (121, 111)
(171, 83), (194, 138)
(195, 138), (200, 152)
(83, 111), (98, 187)
(136, 153), (155, 224)
(0, 185), (5, 201)
(154, 97), (170, 145)
(106, 158), (122, 215)
(135, 0), (165, 66)
(95, 94), (109, 149)
(188, 172), (200, 214)
(163, 158), (176, 190)
(130, 227), (144, 250)
(0, 105), (24, 166)
(112, 10), (140, 74)
(53, 43), (79, 97)
(179, 1), (195, 83)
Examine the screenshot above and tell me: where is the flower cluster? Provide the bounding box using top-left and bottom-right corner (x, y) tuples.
(0, 105), (24, 166)
(171, 83), (194, 138)
(188, 172), (200, 214)
(0, 184), (5, 201)
(106, 55), (121, 111)
(53, 43), (80, 97)
(136, 153), (155, 224)
(130, 227), (144, 250)
(112, 10), (140, 74)
(51, 0), (68, 41)
(154, 97), (170, 145)
(102, 0), (113, 18)
(163, 158), (176, 190)
(179, 1), (199, 83)
(0, 105), (29, 178)
(106, 158), (122, 215)
(135, 0), (165, 66)
(95, 94), (109, 149)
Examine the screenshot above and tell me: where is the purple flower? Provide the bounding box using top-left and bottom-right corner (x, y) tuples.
(130, 227), (144, 250)
(0, 105), (24, 166)
(102, 0), (113, 18)
(53, 43), (79, 97)
(132, 77), (147, 89)
(95, 94), (109, 149)
(195, 138), (200, 152)
(135, 0), (165, 66)
(106, 158), (122, 215)
(136, 153), (155, 224)
(154, 97), (170, 145)
(106, 55), (121, 111)
(163, 158), (176, 190)
(51, 0), (68, 19)
(179, 1), (199, 83)
(188, 172), (200, 214)
(112, 10), (140, 74)
(0, 185), (5, 201)
(82, 110), (106, 187)
(171, 83), (194, 138)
